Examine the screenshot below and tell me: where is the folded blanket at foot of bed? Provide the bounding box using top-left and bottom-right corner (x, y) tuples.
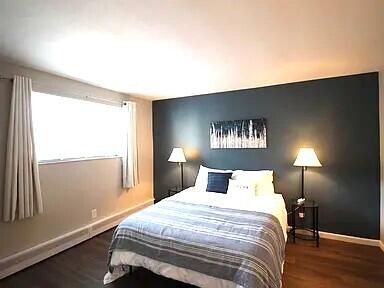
(107, 199), (285, 288)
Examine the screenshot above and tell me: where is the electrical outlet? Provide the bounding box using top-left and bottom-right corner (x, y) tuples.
(91, 209), (97, 219)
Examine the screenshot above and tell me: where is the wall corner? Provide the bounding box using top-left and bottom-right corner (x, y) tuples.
(379, 71), (384, 243)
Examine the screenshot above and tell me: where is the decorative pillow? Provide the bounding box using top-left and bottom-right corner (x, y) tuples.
(206, 172), (233, 194)
(195, 165), (233, 189)
(227, 179), (255, 198)
(231, 170), (275, 196)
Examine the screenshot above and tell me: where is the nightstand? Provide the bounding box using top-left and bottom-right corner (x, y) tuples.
(168, 187), (183, 197)
(290, 199), (319, 247)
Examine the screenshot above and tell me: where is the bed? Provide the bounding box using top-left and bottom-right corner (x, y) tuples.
(104, 184), (287, 288)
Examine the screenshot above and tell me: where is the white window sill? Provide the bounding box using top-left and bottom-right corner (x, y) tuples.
(38, 156), (122, 165)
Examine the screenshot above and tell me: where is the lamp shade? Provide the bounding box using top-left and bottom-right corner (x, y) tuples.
(293, 148), (322, 167)
(168, 148), (186, 163)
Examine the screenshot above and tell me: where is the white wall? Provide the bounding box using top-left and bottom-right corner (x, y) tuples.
(0, 60), (153, 259)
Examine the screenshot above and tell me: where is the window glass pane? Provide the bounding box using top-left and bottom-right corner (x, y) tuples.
(32, 92), (125, 161)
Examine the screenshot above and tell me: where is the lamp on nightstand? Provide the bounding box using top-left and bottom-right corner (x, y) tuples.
(168, 147), (187, 189)
(293, 147), (322, 203)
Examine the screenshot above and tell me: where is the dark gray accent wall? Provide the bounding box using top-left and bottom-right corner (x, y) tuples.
(153, 73), (380, 239)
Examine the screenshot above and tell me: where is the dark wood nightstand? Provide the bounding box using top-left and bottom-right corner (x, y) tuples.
(290, 199), (319, 247)
(168, 187), (183, 197)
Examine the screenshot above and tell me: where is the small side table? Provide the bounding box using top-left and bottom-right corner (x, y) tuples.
(168, 187), (183, 197)
(290, 199), (319, 247)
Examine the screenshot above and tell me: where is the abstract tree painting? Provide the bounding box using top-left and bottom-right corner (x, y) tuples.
(210, 119), (267, 149)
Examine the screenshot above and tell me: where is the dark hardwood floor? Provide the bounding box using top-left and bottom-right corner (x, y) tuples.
(1, 229), (383, 288)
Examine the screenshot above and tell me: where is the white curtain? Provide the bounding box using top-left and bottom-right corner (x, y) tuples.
(3, 76), (43, 222)
(122, 101), (139, 188)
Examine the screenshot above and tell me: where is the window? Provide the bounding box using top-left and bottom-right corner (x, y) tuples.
(32, 92), (126, 162)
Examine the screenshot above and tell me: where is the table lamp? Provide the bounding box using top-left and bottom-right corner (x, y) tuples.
(168, 147), (187, 189)
(293, 147), (322, 203)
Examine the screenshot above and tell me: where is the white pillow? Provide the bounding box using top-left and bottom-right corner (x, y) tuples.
(232, 170), (275, 196)
(194, 165), (233, 189)
(227, 179), (255, 198)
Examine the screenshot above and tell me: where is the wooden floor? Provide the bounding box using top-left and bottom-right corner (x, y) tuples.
(1, 229), (383, 288)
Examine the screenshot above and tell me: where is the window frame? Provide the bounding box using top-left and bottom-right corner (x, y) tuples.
(37, 155), (122, 165)
(31, 91), (125, 164)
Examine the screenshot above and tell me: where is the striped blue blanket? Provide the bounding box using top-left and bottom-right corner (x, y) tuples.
(107, 199), (285, 288)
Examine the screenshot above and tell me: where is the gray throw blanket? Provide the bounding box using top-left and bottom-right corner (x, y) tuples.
(107, 199), (285, 288)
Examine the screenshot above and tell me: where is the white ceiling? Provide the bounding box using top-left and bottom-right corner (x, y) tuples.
(0, 0), (383, 100)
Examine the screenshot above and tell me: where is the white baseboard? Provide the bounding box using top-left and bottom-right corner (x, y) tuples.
(0, 198), (154, 280)
(380, 240), (384, 252)
(288, 226), (382, 247)
(319, 230), (380, 247)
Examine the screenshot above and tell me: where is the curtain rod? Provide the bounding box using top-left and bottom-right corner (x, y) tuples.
(0, 76), (13, 81)
(0, 76), (125, 106)
(80, 95), (123, 107)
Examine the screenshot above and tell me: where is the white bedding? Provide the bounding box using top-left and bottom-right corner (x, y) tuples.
(104, 186), (288, 287)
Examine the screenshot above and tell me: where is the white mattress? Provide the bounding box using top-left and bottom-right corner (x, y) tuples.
(104, 187), (288, 287)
